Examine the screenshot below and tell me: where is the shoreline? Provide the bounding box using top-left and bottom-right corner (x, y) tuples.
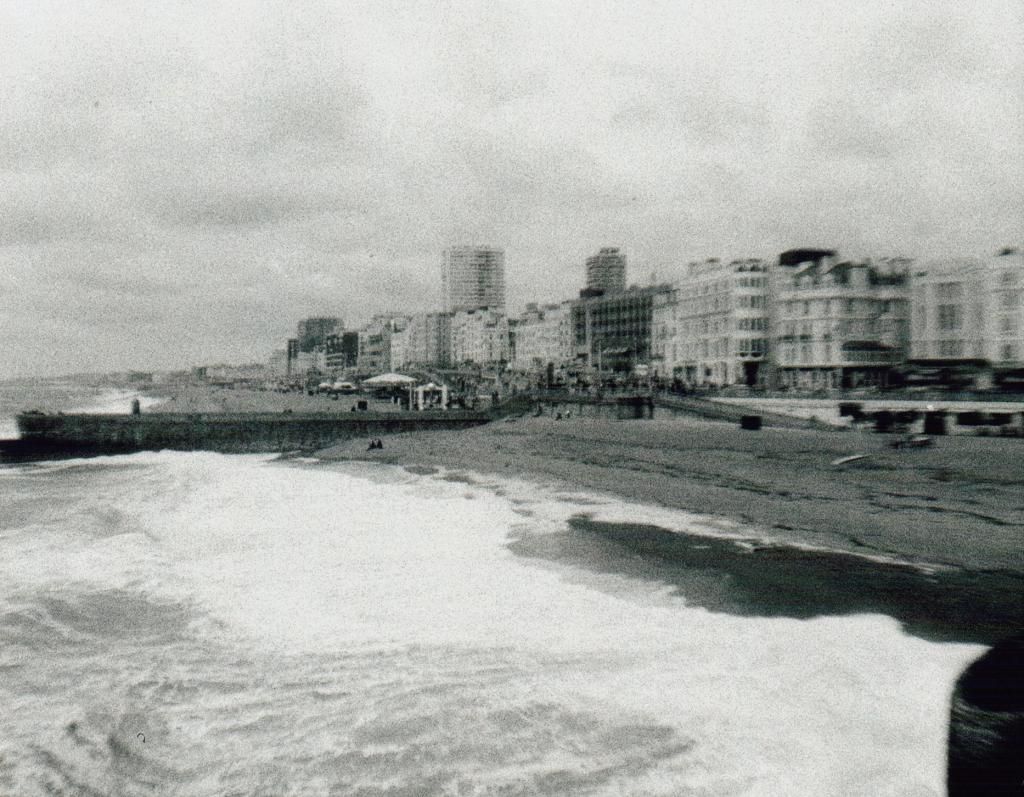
(313, 415), (1024, 644)
(20, 383), (1021, 575)
(315, 414), (1024, 574)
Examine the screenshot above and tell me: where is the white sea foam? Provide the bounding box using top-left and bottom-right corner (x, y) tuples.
(126, 455), (978, 792)
(69, 389), (165, 415)
(397, 466), (947, 573)
(0, 386), (164, 441)
(0, 452), (982, 795)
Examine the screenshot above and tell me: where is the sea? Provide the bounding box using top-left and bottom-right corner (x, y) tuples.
(0, 377), (993, 796)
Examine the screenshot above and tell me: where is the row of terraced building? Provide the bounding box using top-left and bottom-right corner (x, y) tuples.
(515, 247), (1024, 391)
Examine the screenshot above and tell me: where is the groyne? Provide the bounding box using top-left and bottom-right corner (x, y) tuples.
(8, 410), (492, 458)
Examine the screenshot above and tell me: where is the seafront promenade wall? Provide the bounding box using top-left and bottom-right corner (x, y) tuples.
(13, 411), (491, 455)
(533, 394), (655, 420)
(531, 391), (827, 429)
(653, 395), (831, 430)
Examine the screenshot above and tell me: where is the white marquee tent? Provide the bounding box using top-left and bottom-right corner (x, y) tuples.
(361, 372), (417, 386)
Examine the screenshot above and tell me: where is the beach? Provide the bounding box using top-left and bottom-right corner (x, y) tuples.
(317, 414), (1024, 572)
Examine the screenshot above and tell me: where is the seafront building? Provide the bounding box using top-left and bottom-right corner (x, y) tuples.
(990, 249), (1024, 368)
(910, 257), (987, 363)
(390, 312), (452, 370)
(769, 249), (910, 390)
(356, 314), (409, 375)
(450, 307), (510, 367)
(324, 331), (359, 371)
(280, 349), (325, 377)
(572, 285), (671, 374)
(296, 317), (343, 352)
(442, 246), (506, 313)
(585, 247), (627, 295)
(909, 249), (1024, 387)
(265, 243), (1021, 388)
(387, 325), (409, 373)
(652, 258), (770, 386)
(512, 302), (575, 373)
(268, 347), (289, 376)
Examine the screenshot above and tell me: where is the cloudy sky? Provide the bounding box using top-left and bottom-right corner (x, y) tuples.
(1, 0), (1021, 377)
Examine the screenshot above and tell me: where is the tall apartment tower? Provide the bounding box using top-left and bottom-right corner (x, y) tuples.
(585, 247), (627, 295)
(296, 317), (343, 352)
(442, 246), (506, 313)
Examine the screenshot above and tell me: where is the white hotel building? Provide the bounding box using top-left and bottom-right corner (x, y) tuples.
(653, 258), (770, 386)
(450, 307), (510, 367)
(512, 302), (574, 372)
(390, 312), (452, 370)
(910, 249), (1024, 383)
(770, 250), (910, 389)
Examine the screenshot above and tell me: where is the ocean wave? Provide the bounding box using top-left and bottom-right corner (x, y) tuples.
(1, 588), (192, 650)
(0, 448), (984, 794)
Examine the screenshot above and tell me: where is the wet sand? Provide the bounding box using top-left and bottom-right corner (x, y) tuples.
(510, 517), (1023, 644)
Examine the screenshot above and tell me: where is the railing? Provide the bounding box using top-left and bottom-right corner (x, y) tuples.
(701, 386), (1024, 403)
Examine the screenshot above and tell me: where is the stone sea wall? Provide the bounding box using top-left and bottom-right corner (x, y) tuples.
(14, 411), (491, 455)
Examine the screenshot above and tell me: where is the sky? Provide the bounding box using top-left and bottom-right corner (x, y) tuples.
(1, 0), (1021, 377)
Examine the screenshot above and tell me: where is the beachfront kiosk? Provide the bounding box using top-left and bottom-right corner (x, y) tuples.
(360, 373), (450, 411)
(361, 372), (417, 409)
(414, 382), (449, 411)
(361, 373), (417, 390)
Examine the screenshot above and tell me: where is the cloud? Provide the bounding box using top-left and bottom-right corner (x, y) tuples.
(0, 0), (1021, 377)
(141, 178), (348, 229)
(0, 175), (112, 247)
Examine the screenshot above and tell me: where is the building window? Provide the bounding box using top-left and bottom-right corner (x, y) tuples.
(1000, 291), (1021, 310)
(938, 340), (964, 357)
(937, 304), (962, 331)
(936, 282), (963, 300)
